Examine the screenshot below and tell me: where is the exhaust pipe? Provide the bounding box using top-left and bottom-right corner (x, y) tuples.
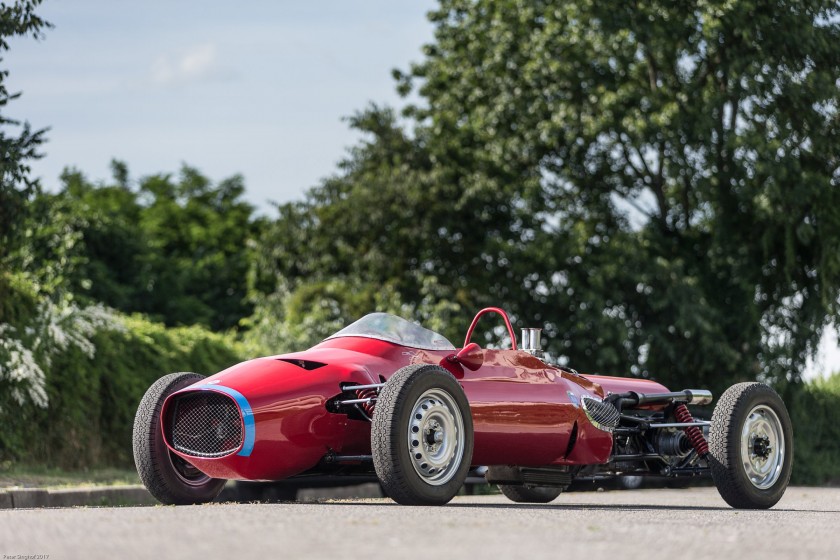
(521, 328), (543, 358)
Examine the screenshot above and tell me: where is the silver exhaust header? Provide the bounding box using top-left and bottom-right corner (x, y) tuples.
(521, 328), (543, 358)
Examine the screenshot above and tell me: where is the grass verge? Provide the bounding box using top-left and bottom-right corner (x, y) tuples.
(0, 464), (140, 489)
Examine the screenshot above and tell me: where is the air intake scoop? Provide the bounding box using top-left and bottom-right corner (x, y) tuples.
(170, 392), (243, 458)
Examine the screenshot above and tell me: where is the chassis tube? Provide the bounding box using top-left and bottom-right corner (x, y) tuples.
(609, 389), (712, 412)
(635, 390), (713, 406)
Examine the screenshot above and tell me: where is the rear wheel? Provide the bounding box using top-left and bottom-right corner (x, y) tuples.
(709, 382), (793, 509)
(617, 475), (643, 490)
(498, 484), (564, 503)
(372, 364), (474, 505)
(133, 372), (226, 505)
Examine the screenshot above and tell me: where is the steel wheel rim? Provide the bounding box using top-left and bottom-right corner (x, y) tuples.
(407, 388), (464, 486)
(740, 405), (785, 490)
(168, 450), (211, 487)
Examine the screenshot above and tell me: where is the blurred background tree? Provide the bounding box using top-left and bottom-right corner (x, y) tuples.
(253, 0), (840, 397)
(0, 0), (50, 262)
(13, 162), (260, 330)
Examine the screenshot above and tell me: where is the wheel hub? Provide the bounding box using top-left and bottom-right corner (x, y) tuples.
(752, 435), (771, 459)
(407, 388), (465, 486)
(741, 405), (785, 490)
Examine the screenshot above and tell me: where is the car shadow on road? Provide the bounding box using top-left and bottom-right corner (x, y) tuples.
(319, 501), (728, 512)
(452, 502), (731, 512)
(316, 501), (831, 513)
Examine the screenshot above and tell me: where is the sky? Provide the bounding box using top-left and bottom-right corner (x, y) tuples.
(7, 0), (436, 210)
(6, 0), (838, 379)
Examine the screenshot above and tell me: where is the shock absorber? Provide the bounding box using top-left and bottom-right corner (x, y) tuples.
(673, 403), (709, 456)
(355, 388), (377, 417)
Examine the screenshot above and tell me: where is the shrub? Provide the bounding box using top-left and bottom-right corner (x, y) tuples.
(789, 373), (840, 485)
(0, 274), (245, 468)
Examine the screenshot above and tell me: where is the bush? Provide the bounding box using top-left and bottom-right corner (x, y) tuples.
(0, 274), (244, 469)
(0, 272), (37, 325)
(790, 373), (840, 485)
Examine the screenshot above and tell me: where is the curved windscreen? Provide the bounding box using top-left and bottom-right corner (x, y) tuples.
(327, 313), (455, 351)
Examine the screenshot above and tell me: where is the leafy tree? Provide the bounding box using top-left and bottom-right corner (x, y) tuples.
(255, 1), (840, 397)
(0, 0), (50, 260)
(57, 164), (146, 309)
(389, 0), (840, 393)
(250, 104), (551, 349)
(136, 165), (260, 330)
(15, 163), (261, 331)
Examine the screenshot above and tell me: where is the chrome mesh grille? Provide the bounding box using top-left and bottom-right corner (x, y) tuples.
(582, 397), (620, 432)
(170, 392), (243, 458)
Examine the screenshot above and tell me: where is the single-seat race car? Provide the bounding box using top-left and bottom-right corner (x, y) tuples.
(133, 307), (793, 508)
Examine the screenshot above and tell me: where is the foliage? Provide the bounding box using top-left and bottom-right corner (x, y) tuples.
(1, 0), (838, 485)
(244, 272), (465, 356)
(790, 372), (840, 485)
(0, 0), (50, 260)
(249, 104), (545, 352)
(0, 269), (37, 324)
(398, 0), (840, 392)
(9, 163), (262, 330)
(0, 293), (120, 410)
(0, 273), (245, 468)
(254, 1), (840, 399)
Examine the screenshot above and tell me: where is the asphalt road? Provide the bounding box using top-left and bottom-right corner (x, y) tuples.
(1, 486), (837, 560)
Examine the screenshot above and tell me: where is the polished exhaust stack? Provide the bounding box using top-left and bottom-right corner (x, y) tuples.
(521, 328), (543, 358)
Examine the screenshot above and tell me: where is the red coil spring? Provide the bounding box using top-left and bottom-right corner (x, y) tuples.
(355, 389), (377, 417)
(674, 403), (709, 456)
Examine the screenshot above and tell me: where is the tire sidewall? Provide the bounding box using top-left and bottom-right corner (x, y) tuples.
(133, 372), (226, 504)
(713, 383), (793, 508)
(498, 484), (563, 503)
(374, 365), (474, 505)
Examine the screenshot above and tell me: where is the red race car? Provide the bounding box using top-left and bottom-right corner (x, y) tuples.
(133, 308), (793, 508)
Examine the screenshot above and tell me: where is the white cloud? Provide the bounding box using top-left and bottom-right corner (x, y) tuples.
(150, 43), (234, 86)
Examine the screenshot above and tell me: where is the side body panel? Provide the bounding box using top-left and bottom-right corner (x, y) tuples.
(162, 336), (672, 480)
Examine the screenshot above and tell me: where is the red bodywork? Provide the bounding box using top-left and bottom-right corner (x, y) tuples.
(161, 330), (670, 482)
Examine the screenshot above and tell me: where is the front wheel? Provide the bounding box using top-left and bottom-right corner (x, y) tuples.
(708, 382), (793, 509)
(372, 364), (474, 505)
(133, 372), (227, 505)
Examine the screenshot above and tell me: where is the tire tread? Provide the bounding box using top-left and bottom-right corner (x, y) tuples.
(371, 364), (473, 505)
(709, 382), (793, 509)
(132, 372), (225, 505)
(498, 484), (564, 503)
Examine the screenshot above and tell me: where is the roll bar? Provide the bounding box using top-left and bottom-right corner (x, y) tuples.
(463, 307), (517, 350)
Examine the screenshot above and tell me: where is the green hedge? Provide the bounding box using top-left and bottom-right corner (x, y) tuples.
(1, 310), (244, 469)
(789, 373), (840, 485)
(3, 275), (840, 483)
(0, 272), (38, 326)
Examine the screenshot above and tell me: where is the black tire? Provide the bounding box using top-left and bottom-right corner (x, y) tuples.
(709, 382), (793, 509)
(498, 484), (564, 503)
(617, 474), (644, 490)
(133, 372), (226, 505)
(372, 364), (474, 505)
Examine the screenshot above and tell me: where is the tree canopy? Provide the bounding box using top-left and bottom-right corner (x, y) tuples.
(0, 0), (51, 260)
(253, 0), (840, 394)
(3, 0), (839, 397)
(14, 163), (260, 331)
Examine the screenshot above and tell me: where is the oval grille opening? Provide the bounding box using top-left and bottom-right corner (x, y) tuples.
(170, 392), (243, 458)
